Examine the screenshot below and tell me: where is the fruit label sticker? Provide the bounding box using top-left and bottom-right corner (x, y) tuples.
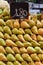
(10, 2), (29, 19)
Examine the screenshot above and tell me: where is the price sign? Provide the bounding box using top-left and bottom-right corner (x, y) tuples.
(10, 2), (29, 19)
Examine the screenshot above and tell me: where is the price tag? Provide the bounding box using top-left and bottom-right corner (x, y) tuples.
(10, 2), (29, 19)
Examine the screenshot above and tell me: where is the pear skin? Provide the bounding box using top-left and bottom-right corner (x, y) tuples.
(24, 34), (32, 41)
(37, 35), (43, 41)
(7, 62), (14, 65)
(39, 41), (43, 49)
(41, 20), (43, 27)
(7, 54), (16, 61)
(38, 28), (43, 35)
(18, 35), (26, 42)
(0, 32), (4, 38)
(16, 41), (24, 47)
(0, 26), (3, 32)
(0, 46), (6, 54)
(0, 19), (6, 25)
(6, 39), (17, 47)
(12, 47), (20, 54)
(15, 54), (24, 62)
(5, 47), (14, 54)
(35, 62), (42, 65)
(29, 61), (35, 65)
(38, 54), (43, 61)
(0, 61), (6, 65)
(19, 28), (25, 34)
(14, 61), (21, 65)
(0, 38), (6, 46)
(21, 21), (30, 28)
(31, 26), (38, 34)
(27, 47), (36, 54)
(22, 61), (28, 65)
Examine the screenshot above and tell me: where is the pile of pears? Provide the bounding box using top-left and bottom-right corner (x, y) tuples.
(0, 14), (43, 65)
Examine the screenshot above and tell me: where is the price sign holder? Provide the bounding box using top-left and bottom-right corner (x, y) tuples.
(10, 1), (29, 19)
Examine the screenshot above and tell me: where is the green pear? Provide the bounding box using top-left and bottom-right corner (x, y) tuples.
(4, 33), (11, 39)
(22, 53), (32, 62)
(31, 26), (38, 34)
(24, 34), (32, 41)
(38, 54), (43, 61)
(39, 41), (43, 49)
(0, 53), (7, 61)
(14, 61), (21, 65)
(0, 38), (6, 46)
(5, 47), (14, 54)
(0, 26), (3, 32)
(11, 34), (19, 41)
(29, 20), (35, 27)
(19, 28), (25, 34)
(12, 47), (20, 54)
(0, 9), (3, 15)
(0, 32), (4, 38)
(37, 35), (43, 41)
(7, 62), (14, 65)
(6, 39), (17, 47)
(7, 54), (16, 61)
(6, 20), (14, 28)
(35, 47), (43, 54)
(20, 47), (27, 53)
(22, 61), (28, 65)
(31, 54), (40, 61)
(0, 19), (6, 26)
(27, 47), (36, 54)
(0, 61), (6, 65)
(16, 41), (24, 47)
(31, 40), (40, 47)
(15, 54), (24, 62)
(0, 46), (6, 54)
(37, 20), (42, 28)
(18, 35), (26, 42)
(21, 21), (30, 28)
(3, 26), (12, 35)
(23, 42), (32, 47)
(12, 28), (22, 34)
(25, 29), (32, 35)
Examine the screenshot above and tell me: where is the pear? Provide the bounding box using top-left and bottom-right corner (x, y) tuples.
(38, 54), (43, 61)
(0, 46), (6, 54)
(31, 40), (40, 47)
(37, 35), (43, 41)
(14, 20), (20, 28)
(39, 41), (43, 49)
(4, 33), (11, 39)
(0, 26), (3, 32)
(18, 35), (26, 42)
(31, 54), (40, 61)
(31, 34), (37, 41)
(5, 47), (14, 54)
(27, 47), (36, 54)
(7, 62), (14, 65)
(38, 28), (43, 35)
(12, 28), (22, 34)
(37, 20), (42, 28)
(7, 54), (16, 61)
(19, 28), (25, 34)
(0, 19), (6, 26)
(20, 47), (27, 53)
(0, 32), (4, 38)
(6, 39), (17, 47)
(6, 20), (14, 28)
(23, 42), (32, 47)
(41, 20), (43, 27)
(14, 61), (21, 65)
(0, 38), (6, 46)
(0, 53), (7, 61)
(21, 21), (30, 28)
(35, 47), (43, 54)
(0, 61), (6, 65)
(29, 61), (35, 65)
(0, 9), (3, 15)
(31, 26), (38, 34)
(3, 26), (12, 35)
(16, 41), (24, 47)
(11, 34), (19, 41)
(35, 62), (42, 65)
(15, 54), (24, 62)
(25, 29), (32, 35)
(12, 47), (20, 54)
(24, 34), (32, 41)
(22, 53), (32, 62)
(22, 61), (28, 65)
(29, 20), (35, 27)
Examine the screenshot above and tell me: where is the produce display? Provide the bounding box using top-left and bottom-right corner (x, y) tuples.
(0, 1), (43, 65)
